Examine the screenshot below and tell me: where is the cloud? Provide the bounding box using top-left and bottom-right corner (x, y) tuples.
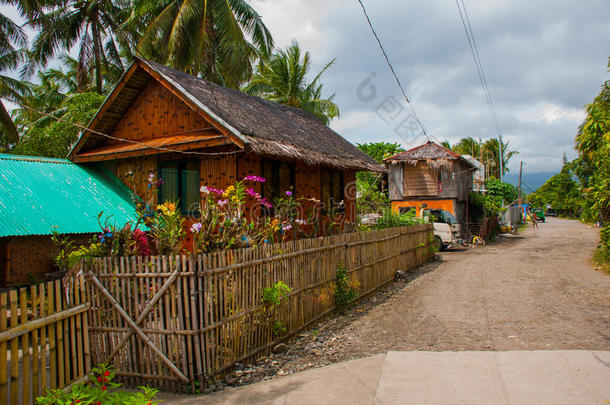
(252, 0), (610, 173)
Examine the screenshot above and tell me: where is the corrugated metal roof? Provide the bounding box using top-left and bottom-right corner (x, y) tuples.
(0, 154), (139, 237)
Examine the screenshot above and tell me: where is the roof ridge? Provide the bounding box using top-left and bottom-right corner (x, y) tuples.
(385, 141), (461, 161)
(0, 153), (72, 164)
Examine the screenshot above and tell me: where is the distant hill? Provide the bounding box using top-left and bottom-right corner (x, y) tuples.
(503, 171), (557, 192)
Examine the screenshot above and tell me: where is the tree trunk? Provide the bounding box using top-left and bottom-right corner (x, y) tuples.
(91, 17), (103, 94)
(0, 100), (19, 150)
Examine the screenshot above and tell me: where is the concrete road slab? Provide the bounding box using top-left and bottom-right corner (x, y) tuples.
(375, 350), (610, 405)
(161, 353), (386, 405)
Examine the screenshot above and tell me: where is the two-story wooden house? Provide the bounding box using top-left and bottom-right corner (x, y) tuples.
(384, 142), (476, 223)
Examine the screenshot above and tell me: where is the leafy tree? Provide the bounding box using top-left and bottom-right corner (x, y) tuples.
(575, 57), (610, 261)
(129, 0), (273, 89)
(12, 92), (105, 158)
(355, 142), (404, 215)
(0, 10), (29, 150)
(19, 0), (130, 93)
(527, 161), (582, 217)
(245, 42), (338, 124)
(470, 177), (516, 220)
(357, 142), (404, 163)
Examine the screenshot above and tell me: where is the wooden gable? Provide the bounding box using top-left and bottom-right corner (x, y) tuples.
(70, 64), (236, 163)
(403, 162), (439, 197)
(105, 80), (214, 143)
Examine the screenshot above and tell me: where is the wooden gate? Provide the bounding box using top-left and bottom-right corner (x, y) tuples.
(85, 256), (195, 391)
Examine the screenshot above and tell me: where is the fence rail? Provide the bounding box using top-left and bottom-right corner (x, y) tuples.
(84, 224), (433, 391)
(0, 278), (90, 405)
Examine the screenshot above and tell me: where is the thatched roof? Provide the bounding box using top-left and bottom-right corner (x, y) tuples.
(69, 58), (382, 172)
(385, 141), (476, 171)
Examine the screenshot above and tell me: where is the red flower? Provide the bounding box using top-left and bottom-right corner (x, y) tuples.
(97, 376), (103, 382)
(102, 386), (107, 391)
(104, 371), (110, 377)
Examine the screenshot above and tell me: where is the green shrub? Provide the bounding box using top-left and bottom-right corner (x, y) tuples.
(261, 281), (292, 306)
(261, 281), (292, 336)
(375, 208), (425, 229)
(36, 364), (159, 405)
(334, 265), (358, 312)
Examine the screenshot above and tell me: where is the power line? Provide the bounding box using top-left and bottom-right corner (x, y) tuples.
(3, 96), (244, 157)
(455, 0), (501, 135)
(455, 0), (506, 179)
(356, 0), (430, 141)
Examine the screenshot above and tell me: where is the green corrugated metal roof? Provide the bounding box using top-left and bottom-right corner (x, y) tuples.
(0, 154), (139, 237)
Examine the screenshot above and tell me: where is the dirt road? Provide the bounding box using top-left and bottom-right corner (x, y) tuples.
(271, 217), (610, 374)
(341, 217), (609, 353)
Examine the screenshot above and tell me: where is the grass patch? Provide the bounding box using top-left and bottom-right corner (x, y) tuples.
(593, 248), (610, 275)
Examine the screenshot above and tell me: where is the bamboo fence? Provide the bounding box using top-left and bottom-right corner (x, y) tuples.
(0, 277), (90, 405)
(84, 224), (433, 392)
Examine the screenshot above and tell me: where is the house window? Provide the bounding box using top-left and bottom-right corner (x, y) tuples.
(321, 169), (344, 211)
(158, 161), (200, 215)
(262, 160), (295, 203)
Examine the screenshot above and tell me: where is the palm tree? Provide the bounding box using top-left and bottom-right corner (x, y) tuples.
(482, 138), (518, 178)
(453, 137), (483, 159)
(442, 136), (516, 179)
(13, 68), (71, 133)
(244, 42), (339, 124)
(21, 0), (131, 94)
(129, 0), (273, 89)
(0, 11), (29, 150)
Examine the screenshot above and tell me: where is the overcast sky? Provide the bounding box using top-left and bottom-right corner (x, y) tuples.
(252, 0), (610, 174)
(4, 1), (608, 174)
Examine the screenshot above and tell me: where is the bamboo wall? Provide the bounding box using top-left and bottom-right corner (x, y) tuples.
(84, 224), (433, 392)
(0, 235), (92, 287)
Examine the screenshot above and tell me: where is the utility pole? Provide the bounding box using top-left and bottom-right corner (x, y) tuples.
(518, 160), (523, 204)
(498, 135), (503, 182)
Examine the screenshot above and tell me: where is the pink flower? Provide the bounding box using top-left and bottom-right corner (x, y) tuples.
(285, 190), (293, 197)
(244, 176), (266, 183)
(190, 222), (202, 233)
(217, 199), (228, 207)
(208, 188), (224, 195)
(282, 224), (292, 231)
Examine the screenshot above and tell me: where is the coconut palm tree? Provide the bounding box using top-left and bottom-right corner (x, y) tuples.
(245, 42), (339, 124)
(13, 68), (71, 133)
(129, 0), (273, 89)
(482, 138), (518, 178)
(0, 11), (29, 150)
(20, 0), (131, 94)
(442, 136), (516, 179)
(453, 137), (483, 159)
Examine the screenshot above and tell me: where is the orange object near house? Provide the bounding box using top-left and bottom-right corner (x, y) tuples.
(391, 200), (455, 217)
